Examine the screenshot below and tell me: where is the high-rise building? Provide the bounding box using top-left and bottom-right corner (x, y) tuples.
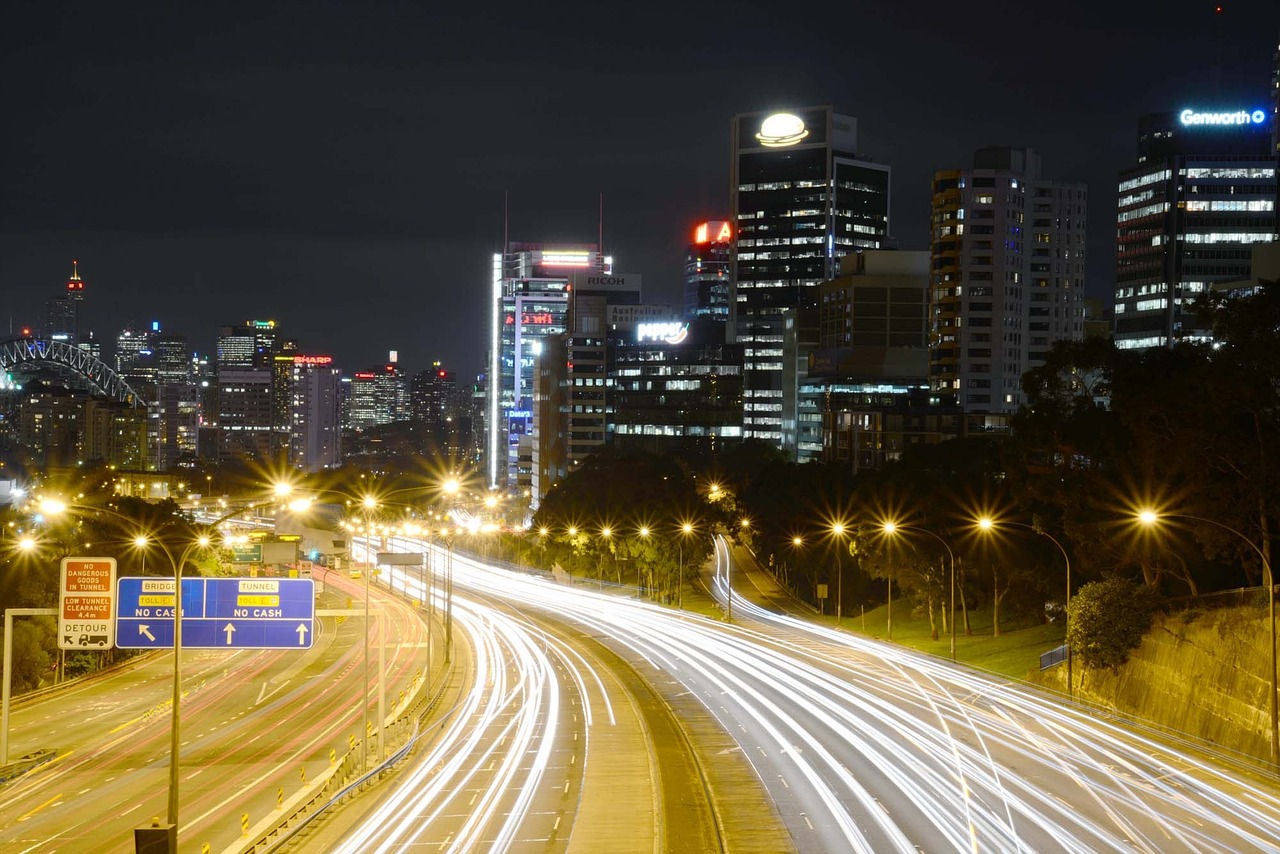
(214, 321), (285, 461)
(487, 243), (614, 489)
(730, 106), (891, 453)
(1114, 108), (1277, 349)
(347, 354), (409, 431)
(929, 147), (1086, 415)
(684, 220), (733, 321)
(216, 320), (277, 369)
(287, 355), (342, 471)
(44, 260), (86, 346)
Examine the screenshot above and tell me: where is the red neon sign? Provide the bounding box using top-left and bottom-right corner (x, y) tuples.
(504, 312), (557, 326)
(694, 221), (733, 244)
(293, 355), (333, 366)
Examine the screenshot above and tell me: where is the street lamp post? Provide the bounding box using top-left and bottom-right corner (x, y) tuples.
(830, 522), (847, 624)
(678, 522), (695, 610)
(1139, 509), (1277, 766)
(883, 521), (956, 659)
(977, 517), (1073, 697)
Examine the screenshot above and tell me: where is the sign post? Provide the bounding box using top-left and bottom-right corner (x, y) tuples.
(59, 557), (116, 650)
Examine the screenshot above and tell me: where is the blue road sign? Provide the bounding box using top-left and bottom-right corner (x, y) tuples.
(115, 577), (314, 650)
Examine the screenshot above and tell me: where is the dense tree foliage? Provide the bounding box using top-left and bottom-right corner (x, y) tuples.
(1067, 577), (1161, 669)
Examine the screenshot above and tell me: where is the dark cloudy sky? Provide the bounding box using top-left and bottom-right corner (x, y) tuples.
(3, 1), (1276, 379)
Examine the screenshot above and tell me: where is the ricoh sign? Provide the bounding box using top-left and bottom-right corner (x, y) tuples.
(569, 272), (641, 291)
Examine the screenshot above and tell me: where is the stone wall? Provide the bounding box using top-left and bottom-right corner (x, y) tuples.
(1035, 604), (1273, 760)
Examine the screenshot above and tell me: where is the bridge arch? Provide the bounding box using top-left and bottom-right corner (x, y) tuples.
(0, 337), (143, 406)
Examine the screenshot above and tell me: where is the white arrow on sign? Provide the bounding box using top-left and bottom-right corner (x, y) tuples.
(296, 624), (308, 645)
(139, 625), (156, 642)
(223, 623), (236, 644)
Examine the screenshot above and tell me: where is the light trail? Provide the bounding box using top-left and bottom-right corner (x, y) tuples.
(346, 535), (1280, 853)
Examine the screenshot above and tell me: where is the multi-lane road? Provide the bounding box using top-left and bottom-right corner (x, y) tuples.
(348, 534), (1280, 853)
(4, 536), (1279, 853)
(0, 574), (430, 853)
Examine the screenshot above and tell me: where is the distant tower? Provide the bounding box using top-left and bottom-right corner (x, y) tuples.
(45, 260), (86, 344)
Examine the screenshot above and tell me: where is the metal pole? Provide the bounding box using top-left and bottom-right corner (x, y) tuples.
(378, 612), (386, 762)
(167, 546), (183, 832)
(445, 540), (453, 664)
(678, 542), (683, 611)
(726, 538), (732, 622)
(363, 550), (369, 772)
(887, 567), (892, 641)
(949, 552), (956, 660)
(836, 544), (843, 623)
(1, 609), (11, 766)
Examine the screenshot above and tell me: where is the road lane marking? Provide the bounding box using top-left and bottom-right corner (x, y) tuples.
(17, 794), (62, 822)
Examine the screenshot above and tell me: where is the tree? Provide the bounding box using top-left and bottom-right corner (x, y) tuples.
(1067, 577), (1161, 670)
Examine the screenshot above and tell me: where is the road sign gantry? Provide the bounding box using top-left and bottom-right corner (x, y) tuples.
(115, 577), (314, 649)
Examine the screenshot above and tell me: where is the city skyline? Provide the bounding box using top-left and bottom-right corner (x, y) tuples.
(3, 1), (1277, 377)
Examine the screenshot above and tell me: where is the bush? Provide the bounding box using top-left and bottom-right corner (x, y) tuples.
(1067, 577), (1161, 670)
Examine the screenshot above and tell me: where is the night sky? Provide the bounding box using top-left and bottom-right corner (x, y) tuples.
(3, 1), (1276, 380)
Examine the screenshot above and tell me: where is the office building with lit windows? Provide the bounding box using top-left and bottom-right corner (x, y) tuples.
(1114, 108), (1277, 349)
(930, 147), (1086, 416)
(684, 220), (733, 320)
(730, 106), (890, 455)
(486, 244), (621, 489)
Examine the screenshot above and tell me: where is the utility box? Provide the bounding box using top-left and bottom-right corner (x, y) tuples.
(134, 819), (176, 853)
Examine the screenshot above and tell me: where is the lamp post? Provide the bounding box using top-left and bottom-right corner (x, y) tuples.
(38, 496), (251, 843)
(678, 522), (695, 610)
(1138, 509), (1277, 766)
(883, 520), (956, 659)
(830, 521), (848, 624)
(977, 517), (1073, 696)
(599, 526), (612, 590)
(730, 518), (750, 622)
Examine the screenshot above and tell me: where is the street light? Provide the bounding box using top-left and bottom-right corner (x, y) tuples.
(678, 521), (696, 610)
(882, 520), (957, 659)
(1138, 508), (1277, 766)
(829, 521), (848, 624)
(977, 517), (1073, 696)
(729, 518), (750, 622)
(599, 525), (612, 589)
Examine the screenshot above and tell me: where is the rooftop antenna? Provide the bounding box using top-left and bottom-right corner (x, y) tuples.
(598, 191), (604, 268)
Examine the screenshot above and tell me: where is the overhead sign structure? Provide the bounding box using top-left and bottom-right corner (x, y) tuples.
(59, 557), (117, 650)
(115, 577), (314, 650)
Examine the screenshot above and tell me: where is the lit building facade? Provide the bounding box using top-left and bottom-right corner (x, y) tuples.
(1114, 108), (1277, 349)
(730, 106), (891, 453)
(684, 220), (733, 320)
(930, 147), (1086, 415)
(487, 244), (613, 489)
(288, 355), (342, 471)
(612, 318), (744, 454)
(347, 358), (410, 431)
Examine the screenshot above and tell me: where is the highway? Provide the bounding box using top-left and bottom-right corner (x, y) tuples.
(0, 574), (430, 853)
(356, 534), (1280, 853)
(323, 538), (771, 852)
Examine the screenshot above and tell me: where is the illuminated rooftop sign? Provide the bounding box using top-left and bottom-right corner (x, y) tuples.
(1179, 108), (1268, 127)
(756, 113), (809, 147)
(540, 250), (592, 267)
(636, 322), (689, 345)
(694, 221), (733, 244)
